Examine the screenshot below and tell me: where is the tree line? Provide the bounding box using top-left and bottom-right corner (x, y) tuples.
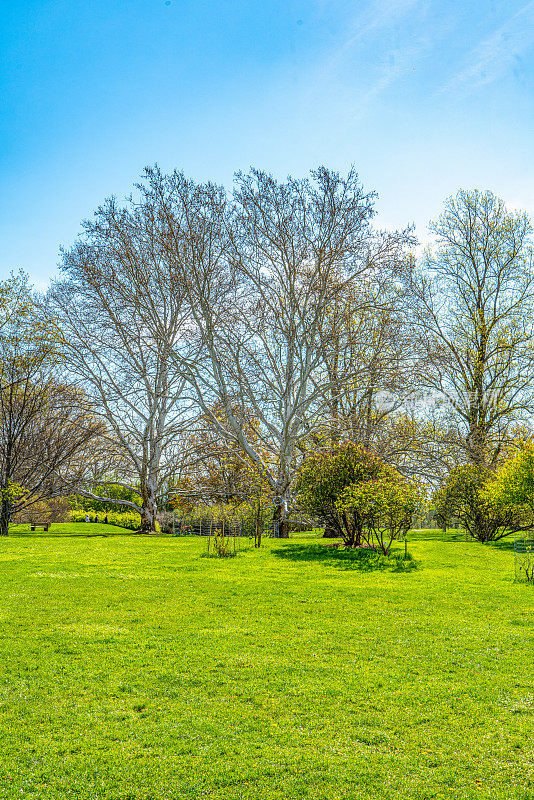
(1, 166), (533, 540)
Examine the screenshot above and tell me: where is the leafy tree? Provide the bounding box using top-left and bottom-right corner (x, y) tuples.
(295, 442), (388, 547)
(483, 442), (534, 523)
(412, 190), (534, 486)
(431, 480), (458, 531)
(433, 464), (526, 542)
(336, 473), (424, 555)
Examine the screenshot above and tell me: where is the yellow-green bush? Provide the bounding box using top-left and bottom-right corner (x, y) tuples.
(69, 509), (142, 530)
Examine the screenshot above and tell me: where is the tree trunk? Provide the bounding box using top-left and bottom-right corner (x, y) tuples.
(362, 379), (376, 449)
(138, 479), (158, 533)
(330, 330), (340, 445)
(322, 524), (339, 538)
(273, 501), (289, 538)
(254, 503), (263, 547)
(0, 494), (10, 537)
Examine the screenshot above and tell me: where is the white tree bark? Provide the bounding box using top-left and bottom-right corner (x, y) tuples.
(139, 166), (413, 535)
(48, 198), (196, 532)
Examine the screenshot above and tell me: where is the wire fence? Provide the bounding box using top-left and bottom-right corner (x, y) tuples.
(514, 537), (534, 583)
(169, 518), (243, 537)
(167, 516), (315, 539)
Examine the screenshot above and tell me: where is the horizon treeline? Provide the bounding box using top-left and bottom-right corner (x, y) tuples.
(1, 166), (533, 539)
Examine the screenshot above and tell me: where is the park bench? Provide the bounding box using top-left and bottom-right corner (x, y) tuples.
(30, 523), (49, 531)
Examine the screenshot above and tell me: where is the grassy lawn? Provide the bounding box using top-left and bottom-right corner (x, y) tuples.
(0, 524), (533, 799)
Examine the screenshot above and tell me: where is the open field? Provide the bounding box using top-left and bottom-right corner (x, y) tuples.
(0, 525), (533, 799)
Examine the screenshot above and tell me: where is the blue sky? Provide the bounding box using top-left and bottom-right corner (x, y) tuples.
(1, 0), (533, 288)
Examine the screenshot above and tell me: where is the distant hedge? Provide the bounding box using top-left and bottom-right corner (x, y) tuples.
(69, 509), (142, 530)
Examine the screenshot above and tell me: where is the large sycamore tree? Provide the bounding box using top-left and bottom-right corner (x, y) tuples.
(64, 166), (412, 537)
(49, 196), (194, 533)
(54, 166), (412, 535)
(142, 166), (413, 536)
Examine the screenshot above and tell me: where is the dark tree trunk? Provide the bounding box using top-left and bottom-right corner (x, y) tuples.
(273, 502), (289, 538)
(138, 480), (158, 533)
(323, 524), (339, 538)
(0, 495), (10, 537)
(254, 503), (263, 547)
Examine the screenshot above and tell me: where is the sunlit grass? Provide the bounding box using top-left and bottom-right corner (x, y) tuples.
(0, 524), (532, 799)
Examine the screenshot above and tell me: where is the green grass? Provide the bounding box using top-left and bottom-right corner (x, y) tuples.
(1, 524), (533, 799)
(9, 522), (138, 537)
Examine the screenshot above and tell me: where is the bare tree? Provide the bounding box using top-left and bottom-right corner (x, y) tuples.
(0, 331), (101, 536)
(412, 189), (534, 474)
(313, 273), (427, 450)
(49, 196), (195, 533)
(0, 272), (33, 342)
(139, 166), (413, 535)
(54, 166), (412, 536)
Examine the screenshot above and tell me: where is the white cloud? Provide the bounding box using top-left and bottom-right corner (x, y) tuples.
(351, 40), (429, 119)
(305, 0), (428, 110)
(442, 1), (534, 96)
(323, 0), (424, 76)
(346, 0), (423, 40)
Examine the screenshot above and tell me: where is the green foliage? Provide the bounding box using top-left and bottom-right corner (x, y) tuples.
(433, 464), (526, 542)
(431, 484), (457, 531)
(69, 508), (146, 531)
(206, 526), (237, 558)
(337, 474), (424, 554)
(71, 484), (141, 513)
(484, 442), (534, 517)
(0, 526), (532, 799)
(296, 441), (424, 551)
(295, 442), (384, 546)
(0, 481), (26, 503)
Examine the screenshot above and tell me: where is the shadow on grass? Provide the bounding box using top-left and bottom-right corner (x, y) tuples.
(8, 525), (136, 539)
(271, 542), (419, 572)
(410, 529), (517, 552)
(488, 537), (516, 552)
(408, 528), (466, 543)
(8, 531), (130, 538)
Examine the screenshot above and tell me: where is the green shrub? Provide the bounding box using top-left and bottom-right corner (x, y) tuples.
(296, 441), (425, 552)
(433, 464), (524, 542)
(69, 509), (143, 530)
